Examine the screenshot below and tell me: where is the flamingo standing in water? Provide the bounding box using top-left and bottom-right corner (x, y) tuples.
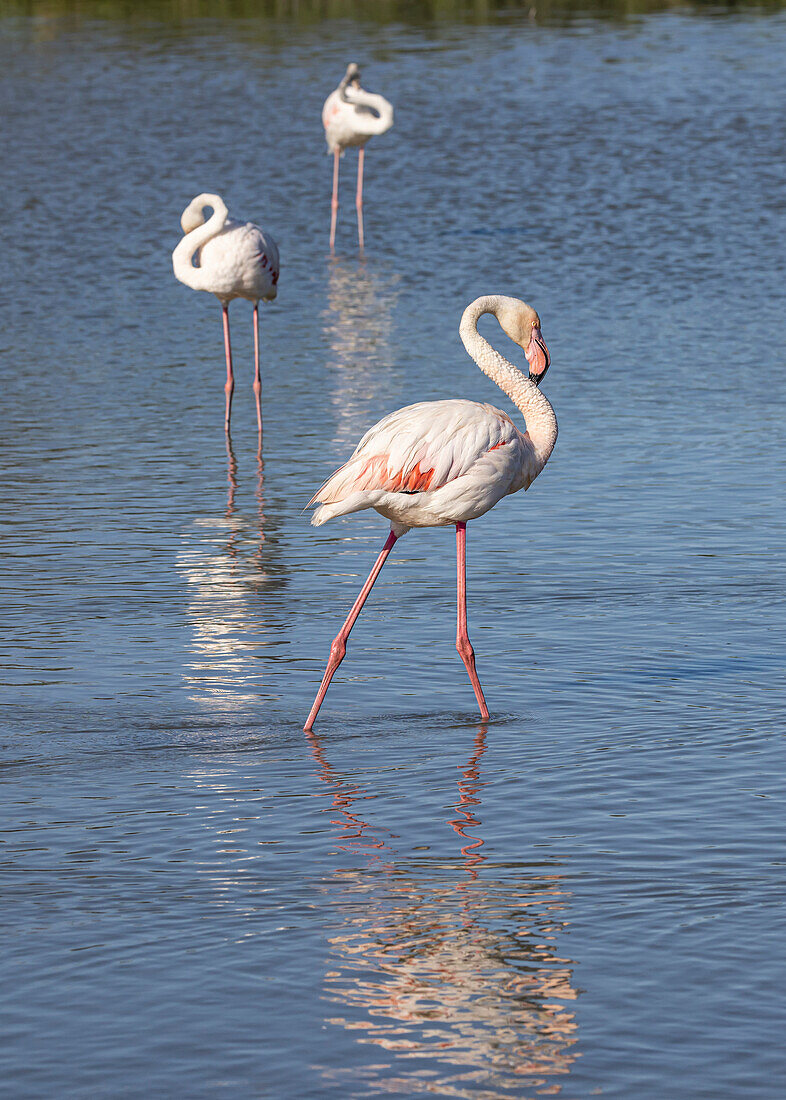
(304, 295), (558, 731)
(172, 192), (279, 433)
(322, 63), (394, 250)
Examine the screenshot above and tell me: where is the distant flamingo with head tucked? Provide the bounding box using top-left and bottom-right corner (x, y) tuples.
(323, 63), (394, 250)
(304, 295), (558, 731)
(172, 192), (279, 433)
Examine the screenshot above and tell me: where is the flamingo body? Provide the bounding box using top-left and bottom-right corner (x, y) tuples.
(322, 63), (393, 155)
(173, 194), (279, 304)
(322, 88), (392, 154)
(311, 399), (539, 535)
(189, 218), (279, 304)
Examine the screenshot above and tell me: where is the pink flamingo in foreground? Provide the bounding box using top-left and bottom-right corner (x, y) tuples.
(304, 294), (557, 731)
(172, 192), (280, 433)
(322, 63), (394, 250)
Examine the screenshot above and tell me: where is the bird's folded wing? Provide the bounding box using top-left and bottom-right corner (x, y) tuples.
(309, 400), (517, 506)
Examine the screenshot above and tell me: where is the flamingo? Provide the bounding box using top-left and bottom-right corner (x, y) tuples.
(322, 63), (394, 250)
(172, 192), (279, 433)
(304, 294), (558, 731)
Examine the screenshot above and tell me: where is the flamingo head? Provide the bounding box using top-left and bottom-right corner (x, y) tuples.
(180, 205), (206, 234)
(496, 298), (551, 386)
(180, 193), (227, 235)
(340, 62), (362, 94)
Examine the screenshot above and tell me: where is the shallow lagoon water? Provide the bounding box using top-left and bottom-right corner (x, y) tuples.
(2, 3), (786, 1096)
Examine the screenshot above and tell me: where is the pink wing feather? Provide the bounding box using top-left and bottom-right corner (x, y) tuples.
(309, 400), (517, 507)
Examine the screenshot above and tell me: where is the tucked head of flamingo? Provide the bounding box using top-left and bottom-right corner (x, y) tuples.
(179, 192), (227, 235)
(493, 297), (551, 386)
(340, 62), (361, 95)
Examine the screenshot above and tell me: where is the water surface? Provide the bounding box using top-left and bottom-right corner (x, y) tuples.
(1, 3), (785, 1097)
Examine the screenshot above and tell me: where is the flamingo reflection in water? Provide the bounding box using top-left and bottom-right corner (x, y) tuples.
(307, 730), (580, 1097)
(223, 434), (267, 564)
(177, 435), (284, 708)
(323, 255), (402, 451)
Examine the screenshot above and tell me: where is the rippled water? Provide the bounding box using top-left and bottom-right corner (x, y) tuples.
(2, 3), (786, 1097)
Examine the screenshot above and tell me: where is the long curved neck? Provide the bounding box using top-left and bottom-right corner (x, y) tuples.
(172, 194), (228, 291)
(346, 88), (393, 136)
(459, 295), (558, 467)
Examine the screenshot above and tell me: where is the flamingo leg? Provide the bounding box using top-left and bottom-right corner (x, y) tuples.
(304, 529), (398, 731)
(356, 146), (365, 250)
(222, 303), (234, 432)
(252, 302), (262, 435)
(455, 522), (490, 720)
(329, 148), (340, 251)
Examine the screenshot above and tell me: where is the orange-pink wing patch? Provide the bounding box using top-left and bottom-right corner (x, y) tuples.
(358, 455), (436, 494)
(313, 454), (437, 505)
(388, 460), (436, 493)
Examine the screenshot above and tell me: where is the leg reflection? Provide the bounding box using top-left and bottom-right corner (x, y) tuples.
(449, 725), (487, 879)
(225, 432), (238, 519)
(253, 433), (266, 562)
(307, 729), (396, 860)
(224, 432), (239, 560)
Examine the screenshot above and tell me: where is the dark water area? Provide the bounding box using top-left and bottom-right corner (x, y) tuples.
(1, 2), (785, 1096)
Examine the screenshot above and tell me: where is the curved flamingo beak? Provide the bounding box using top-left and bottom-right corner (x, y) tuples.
(525, 325), (551, 386)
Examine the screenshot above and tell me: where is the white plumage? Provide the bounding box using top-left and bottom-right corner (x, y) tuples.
(172, 192), (279, 304)
(310, 399), (532, 531)
(322, 63), (394, 155)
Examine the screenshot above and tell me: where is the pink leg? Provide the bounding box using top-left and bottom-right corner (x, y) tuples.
(329, 149), (339, 251)
(222, 303), (234, 432)
(356, 146), (365, 250)
(456, 522), (490, 720)
(304, 529), (398, 731)
(252, 302), (262, 435)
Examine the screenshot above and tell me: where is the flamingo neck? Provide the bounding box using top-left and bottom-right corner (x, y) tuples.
(346, 88), (394, 136)
(171, 193), (228, 291)
(459, 295), (558, 469)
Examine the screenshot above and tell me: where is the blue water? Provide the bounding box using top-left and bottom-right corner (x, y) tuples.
(2, 4), (786, 1097)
